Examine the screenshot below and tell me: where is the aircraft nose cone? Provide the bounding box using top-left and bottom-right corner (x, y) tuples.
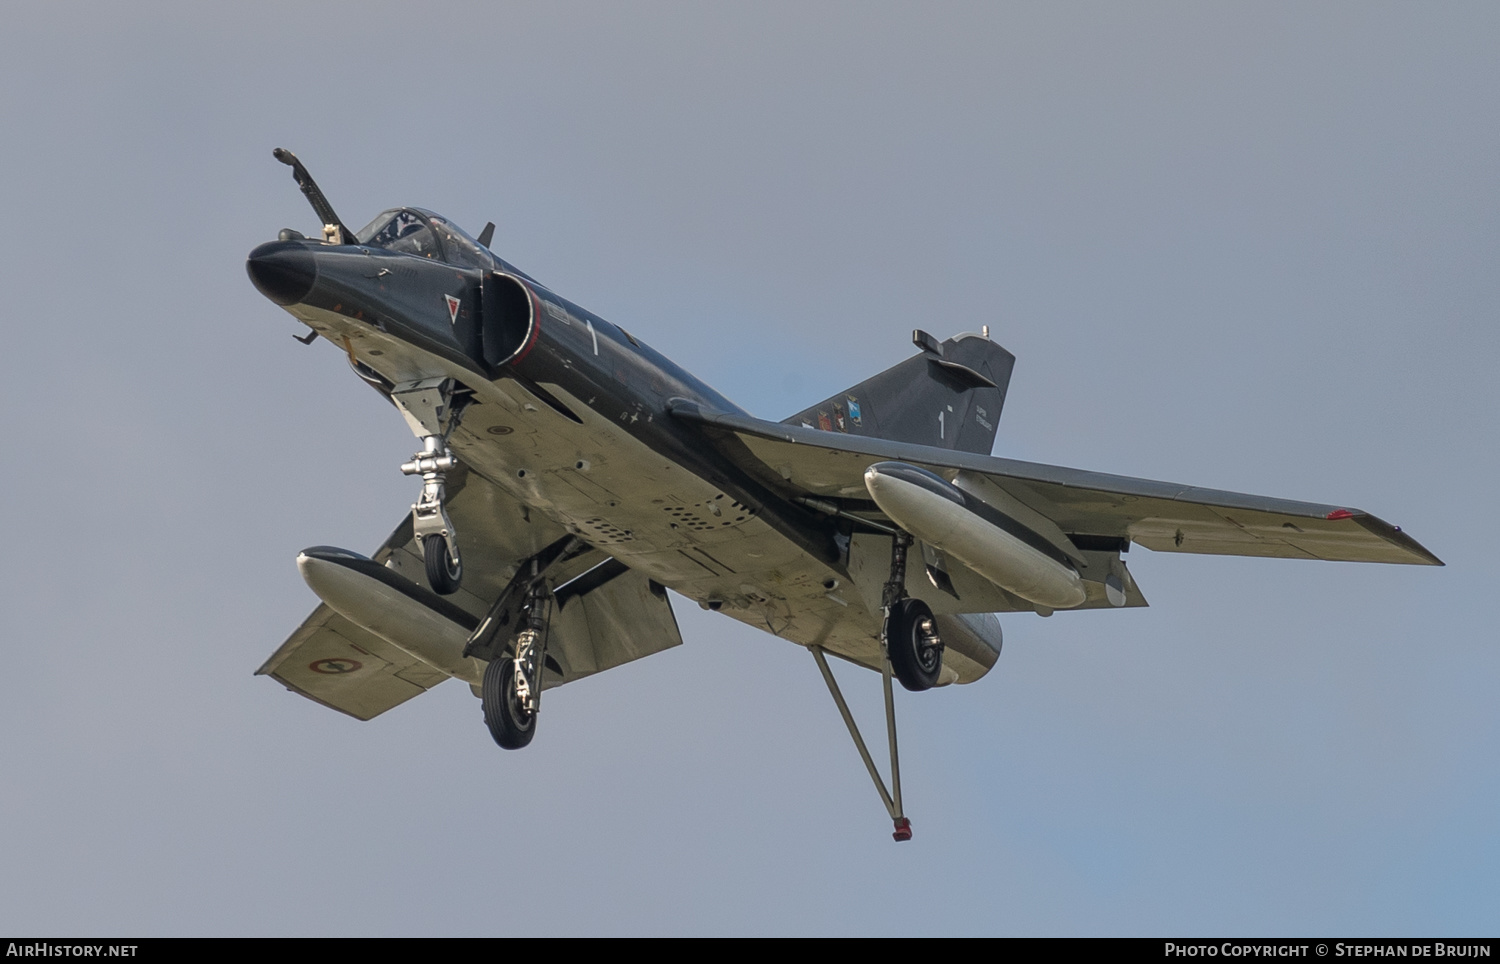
(247, 240), (317, 306)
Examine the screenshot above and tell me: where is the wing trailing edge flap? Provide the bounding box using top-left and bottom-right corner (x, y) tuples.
(669, 401), (1441, 567)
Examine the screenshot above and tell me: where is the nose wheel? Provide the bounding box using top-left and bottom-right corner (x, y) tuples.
(423, 534), (463, 596)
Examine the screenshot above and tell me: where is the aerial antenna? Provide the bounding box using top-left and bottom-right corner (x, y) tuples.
(272, 148), (356, 245)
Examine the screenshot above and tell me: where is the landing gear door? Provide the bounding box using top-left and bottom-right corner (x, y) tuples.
(545, 563), (684, 686)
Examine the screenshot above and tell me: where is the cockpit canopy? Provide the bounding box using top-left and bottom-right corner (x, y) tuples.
(355, 208), (493, 270)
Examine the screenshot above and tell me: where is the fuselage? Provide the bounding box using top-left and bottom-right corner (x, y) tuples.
(248, 209), (877, 660)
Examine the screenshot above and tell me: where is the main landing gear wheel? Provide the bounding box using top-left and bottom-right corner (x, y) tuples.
(423, 534), (462, 595)
(482, 654), (536, 749)
(885, 597), (943, 692)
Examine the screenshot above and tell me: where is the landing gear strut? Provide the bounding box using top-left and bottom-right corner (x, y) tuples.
(881, 531), (944, 692)
(391, 378), (470, 595)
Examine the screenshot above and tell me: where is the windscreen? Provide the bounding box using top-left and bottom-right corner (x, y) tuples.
(355, 208), (493, 269)
(356, 209), (443, 259)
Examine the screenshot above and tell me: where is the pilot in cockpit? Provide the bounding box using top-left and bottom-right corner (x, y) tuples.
(357, 208), (492, 270)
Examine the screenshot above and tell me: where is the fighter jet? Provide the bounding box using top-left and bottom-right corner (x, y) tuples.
(246, 151), (1441, 840)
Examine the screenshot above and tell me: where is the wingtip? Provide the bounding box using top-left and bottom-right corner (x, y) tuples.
(1349, 512), (1444, 566)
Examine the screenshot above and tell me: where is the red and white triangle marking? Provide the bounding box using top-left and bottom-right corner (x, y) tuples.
(444, 294), (461, 325)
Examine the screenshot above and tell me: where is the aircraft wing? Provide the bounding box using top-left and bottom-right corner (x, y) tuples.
(258, 465), (683, 720)
(256, 603), (454, 721)
(670, 401), (1442, 567)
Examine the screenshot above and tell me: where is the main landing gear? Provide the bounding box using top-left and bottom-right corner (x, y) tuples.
(464, 535), (586, 750)
(391, 378), (470, 595)
(479, 577), (551, 749)
(881, 531), (944, 693)
(811, 528), (945, 842)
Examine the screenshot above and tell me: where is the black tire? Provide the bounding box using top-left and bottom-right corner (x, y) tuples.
(423, 534), (462, 595)
(482, 654), (536, 749)
(885, 597), (943, 692)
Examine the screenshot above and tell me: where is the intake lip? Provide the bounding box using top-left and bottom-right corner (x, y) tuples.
(247, 239), (318, 306)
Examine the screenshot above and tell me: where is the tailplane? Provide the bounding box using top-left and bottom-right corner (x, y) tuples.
(783, 330), (1015, 456)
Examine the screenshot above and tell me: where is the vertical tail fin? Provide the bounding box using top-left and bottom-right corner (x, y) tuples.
(782, 330), (1015, 456)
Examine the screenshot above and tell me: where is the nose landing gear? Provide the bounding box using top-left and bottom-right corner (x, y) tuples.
(402, 431), (462, 595)
(391, 378), (470, 595)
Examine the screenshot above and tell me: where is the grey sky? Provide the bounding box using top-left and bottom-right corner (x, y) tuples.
(0, 2), (1494, 935)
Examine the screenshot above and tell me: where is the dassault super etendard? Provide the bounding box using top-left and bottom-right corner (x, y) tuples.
(247, 150), (1441, 840)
